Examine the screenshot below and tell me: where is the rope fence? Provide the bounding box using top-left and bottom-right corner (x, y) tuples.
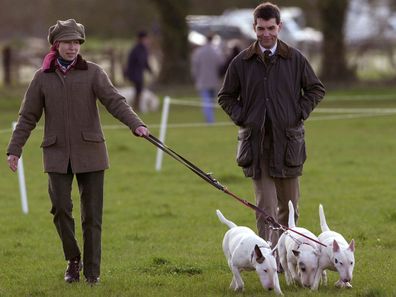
(3, 96), (396, 214)
(2, 107), (395, 136)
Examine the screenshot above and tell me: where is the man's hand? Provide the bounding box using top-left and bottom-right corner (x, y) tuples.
(134, 126), (150, 137)
(7, 155), (19, 172)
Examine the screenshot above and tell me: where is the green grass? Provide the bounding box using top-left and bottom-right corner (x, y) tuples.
(1, 86), (396, 296)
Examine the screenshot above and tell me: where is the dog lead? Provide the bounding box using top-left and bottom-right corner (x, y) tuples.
(143, 133), (326, 247)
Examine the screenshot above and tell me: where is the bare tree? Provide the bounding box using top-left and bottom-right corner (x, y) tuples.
(151, 0), (191, 84)
(318, 0), (356, 82)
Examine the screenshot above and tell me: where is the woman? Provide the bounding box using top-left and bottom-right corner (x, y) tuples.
(6, 19), (149, 285)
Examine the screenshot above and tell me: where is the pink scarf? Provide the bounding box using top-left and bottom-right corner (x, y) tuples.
(41, 41), (59, 71)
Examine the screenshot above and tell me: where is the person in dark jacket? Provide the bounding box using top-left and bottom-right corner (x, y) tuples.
(124, 30), (152, 112)
(219, 44), (241, 77)
(6, 19), (149, 285)
(218, 2), (325, 250)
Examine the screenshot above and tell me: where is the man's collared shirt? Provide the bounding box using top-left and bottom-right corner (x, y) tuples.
(259, 42), (278, 56)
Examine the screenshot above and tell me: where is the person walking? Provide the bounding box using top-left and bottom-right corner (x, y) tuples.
(6, 19), (149, 285)
(124, 30), (152, 112)
(191, 33), (223, 124)
(218, 2), (325, 249)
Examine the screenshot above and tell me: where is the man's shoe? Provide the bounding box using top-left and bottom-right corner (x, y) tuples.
(86, 276), (100, 286)
(64, 257), (82, 283)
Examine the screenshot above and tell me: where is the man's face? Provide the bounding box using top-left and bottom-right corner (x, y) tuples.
(58, 40), (81, 61)
(141, 36), (150, 47)
(253, 17), (282, 49)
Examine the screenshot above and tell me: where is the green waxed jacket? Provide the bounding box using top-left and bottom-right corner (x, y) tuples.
(218, 40), (325, 178)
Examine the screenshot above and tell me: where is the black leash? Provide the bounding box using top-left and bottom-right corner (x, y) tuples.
(144, 133), (326, 247)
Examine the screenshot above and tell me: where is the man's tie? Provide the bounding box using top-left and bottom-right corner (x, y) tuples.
(264, 50), (271, 65)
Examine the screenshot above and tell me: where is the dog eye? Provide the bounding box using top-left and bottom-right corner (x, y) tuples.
(263, 269), (268, 273)
(335, 258), (338, 264)
(350, 261), (353, 265)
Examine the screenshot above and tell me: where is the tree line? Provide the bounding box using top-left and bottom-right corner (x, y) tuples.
(1, 0), (394, 84)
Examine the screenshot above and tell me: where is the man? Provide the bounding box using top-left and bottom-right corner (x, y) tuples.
(6, 19), (149, 285)
(124, 30), (152, 112)
(218, 3), (325, 248)
(191, 33), (223, 123)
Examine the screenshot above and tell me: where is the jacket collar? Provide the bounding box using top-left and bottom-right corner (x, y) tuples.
(243, 39), (291, 60)
(43, 54), (88, 73)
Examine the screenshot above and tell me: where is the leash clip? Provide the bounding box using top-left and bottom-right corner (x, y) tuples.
(269, 225), (282, 231)
(206, 172), (224, 190)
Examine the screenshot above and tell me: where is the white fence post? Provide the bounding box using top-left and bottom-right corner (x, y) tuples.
(12, 122), (29, 214)
(155, 96), (171, 171)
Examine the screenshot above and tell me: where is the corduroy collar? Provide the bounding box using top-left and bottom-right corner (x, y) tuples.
(243, 39), (291, 60)
(44, 54), (88, 73)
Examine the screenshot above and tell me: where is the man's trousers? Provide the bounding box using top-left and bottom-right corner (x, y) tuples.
(252, 157), (300, 246)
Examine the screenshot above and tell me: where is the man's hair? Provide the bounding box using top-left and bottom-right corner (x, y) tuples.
(137, 30), (148, 39)
(253, 2), (281, 25)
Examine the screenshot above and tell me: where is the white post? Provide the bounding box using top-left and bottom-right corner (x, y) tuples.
(12, 122), (29, 214)
(155, 96), (171, 171)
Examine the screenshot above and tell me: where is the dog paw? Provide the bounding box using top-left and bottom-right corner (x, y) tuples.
(335, 280), (352, 288)
(285, 278), (293, 286)
(345, 282), (353, 289)
(234, 286), (244, 293)
(335, 280), (343, 288)
(310, 284), (319, 291)
(275, 289), (284, 296)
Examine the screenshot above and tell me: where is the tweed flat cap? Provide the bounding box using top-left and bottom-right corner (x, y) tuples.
(48, 19), (85, 45)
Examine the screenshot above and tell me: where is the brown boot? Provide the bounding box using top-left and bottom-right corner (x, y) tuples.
(64, 256), (82, 283)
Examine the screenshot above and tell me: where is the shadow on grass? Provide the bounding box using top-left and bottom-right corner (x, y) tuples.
(356, 287), (391, 297)
(139, 257), (203, 277)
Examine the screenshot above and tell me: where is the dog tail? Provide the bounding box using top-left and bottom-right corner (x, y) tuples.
(319, 204), (330, 232)
(288, 200), (296, 228)
(216, 210), (237, 229)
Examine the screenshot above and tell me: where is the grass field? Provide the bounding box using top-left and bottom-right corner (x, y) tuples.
(1, 85), (396, 297)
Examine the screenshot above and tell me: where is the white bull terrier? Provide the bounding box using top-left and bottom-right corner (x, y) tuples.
(312, 204), (355, 290)
(216, 210), (283, 295)
(277, 201), (321, 289)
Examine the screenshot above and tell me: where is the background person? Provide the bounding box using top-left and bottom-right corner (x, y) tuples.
(219, 44), (241, 77)
(218, 2), (325, 253)
(124, 30), (152, 112)
(191, 33), (223, 124)
(6, 19), (149, 285)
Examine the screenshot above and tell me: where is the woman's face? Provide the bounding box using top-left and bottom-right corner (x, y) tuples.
(57, 40), (81, 61)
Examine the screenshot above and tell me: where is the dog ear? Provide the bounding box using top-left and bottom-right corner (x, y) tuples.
(292, 249), (300, 257)
(254, 245), (265, 264)
(348, 239), (355, 252)
(333, 240), (340, 252)
(271, 248), (277, 257)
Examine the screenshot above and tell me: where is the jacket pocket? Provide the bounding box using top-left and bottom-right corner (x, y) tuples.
(40, 135), (57, 148)
(236, 127), (253, 167)
(285, 124), (306, 167)
(82, 132), (105, 143)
